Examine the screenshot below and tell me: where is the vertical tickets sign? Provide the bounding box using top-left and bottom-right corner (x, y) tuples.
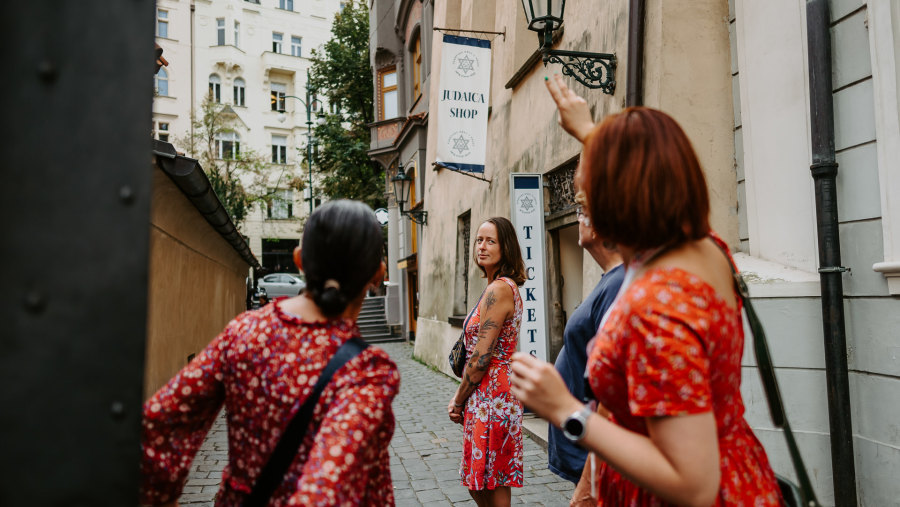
(436, 35), (491, 173)
(510, 174), (548, 362)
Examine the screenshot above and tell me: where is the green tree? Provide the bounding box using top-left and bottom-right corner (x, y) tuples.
(178, 96), (298, 226)
(309, 0), (385, 209)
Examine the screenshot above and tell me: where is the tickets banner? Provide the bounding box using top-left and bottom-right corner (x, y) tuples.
(510, 173), (549, 362)
(435, 35), (491, 173)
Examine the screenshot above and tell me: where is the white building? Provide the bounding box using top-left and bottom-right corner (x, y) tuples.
(153, 0), (343, 271)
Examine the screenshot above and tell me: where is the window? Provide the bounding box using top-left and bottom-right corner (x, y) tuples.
(156, 9), (168, 38)
(232, 78), (245, 106)
(291, 36), (302, 57)
(216, 18), (225, 46)
(412, 35), (422, 101)
(158, 122), (169, 142)
(209, 74), (221, 102)
(339, 2), (348, 11)
(271, 135), (287, 164)
(270, 82), (286, 111)
(153, 121), (170, 142)
(234, 20), (240, 48)
(378, 67), (398, 120)
(272, 32), (283, 53)
(279, 0), (294, 11)
(155, 67), (169, 97)
(244, 0), (260, 3)
(453, 210), (472, 315)
(267, 189), (294, 219)
(215, 131), (241, 159)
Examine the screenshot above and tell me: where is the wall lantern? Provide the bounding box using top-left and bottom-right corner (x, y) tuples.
(391, 163), (428, 225)
(521, 0), (617, 94)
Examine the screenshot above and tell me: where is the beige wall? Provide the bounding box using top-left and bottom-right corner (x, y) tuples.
(414, 0), (736, 368)
(644, 0), (737, 248)
(144, 168), (250, 398)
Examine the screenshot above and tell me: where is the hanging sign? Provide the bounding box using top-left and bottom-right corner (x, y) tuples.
(510, 173), (548, 362)
(435, 35), (491, 173)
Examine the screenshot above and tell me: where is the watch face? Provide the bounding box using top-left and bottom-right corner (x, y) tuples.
(563, 417), (585, 440)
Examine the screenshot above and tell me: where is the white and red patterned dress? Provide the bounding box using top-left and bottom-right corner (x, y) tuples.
(140, 302), (400, 506)
(460, 276), (525, 490)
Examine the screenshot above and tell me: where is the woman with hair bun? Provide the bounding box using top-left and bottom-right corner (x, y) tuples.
(140, 200), (399, 506)
(448, 216), (528, 507)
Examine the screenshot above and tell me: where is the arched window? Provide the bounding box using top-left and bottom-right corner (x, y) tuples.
(155, 67), (169, 97)
(233, 77), (245, 106)
(215, 131), (241, 159)
(411, 33), (422, 101)
(209, 74), (221, 103)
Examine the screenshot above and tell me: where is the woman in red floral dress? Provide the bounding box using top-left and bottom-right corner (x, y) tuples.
(140, 200), (399, 507)
(510, 77), (782, 507)
(447, 217), (527, 507)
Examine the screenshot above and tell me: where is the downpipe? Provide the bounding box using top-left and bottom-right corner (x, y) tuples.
(806, 1), (858, 505)
(625, 0), (646, 107)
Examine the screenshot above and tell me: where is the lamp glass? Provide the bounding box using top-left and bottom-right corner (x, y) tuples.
(391, 169), (410, 210)
(521, 0), (565, 32)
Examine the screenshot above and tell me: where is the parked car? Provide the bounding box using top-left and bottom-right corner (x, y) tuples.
(257, 273), (305, 298)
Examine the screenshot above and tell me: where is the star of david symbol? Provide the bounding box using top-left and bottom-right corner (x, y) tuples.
(519, 194), (535, 213)
(456, 54), (475, 73)
(452, 134), (471, 155)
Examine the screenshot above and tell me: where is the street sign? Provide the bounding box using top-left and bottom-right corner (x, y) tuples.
(374, 207), (390, 226)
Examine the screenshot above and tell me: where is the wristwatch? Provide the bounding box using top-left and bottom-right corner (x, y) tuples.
(562, 404), (593, 442)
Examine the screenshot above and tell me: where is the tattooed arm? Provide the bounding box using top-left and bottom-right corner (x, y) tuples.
(448, 279), (514, 420)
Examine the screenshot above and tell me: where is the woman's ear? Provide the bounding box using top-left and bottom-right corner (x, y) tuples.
(370, 261), (386, 287)
(292, 246), (303, 271)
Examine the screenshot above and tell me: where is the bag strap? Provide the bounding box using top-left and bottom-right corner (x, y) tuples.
(714, 243), (821, 507)
(242, 336), (369, 507)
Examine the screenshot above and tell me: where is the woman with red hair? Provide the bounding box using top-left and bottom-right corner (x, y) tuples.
(510, 75), (782, 507)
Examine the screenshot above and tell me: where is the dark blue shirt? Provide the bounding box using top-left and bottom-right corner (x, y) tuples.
(547, 263), (625, 483)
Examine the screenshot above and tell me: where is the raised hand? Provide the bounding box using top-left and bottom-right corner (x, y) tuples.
(545, 73), (595, 143)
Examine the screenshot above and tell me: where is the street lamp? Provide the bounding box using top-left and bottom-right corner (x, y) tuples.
(391, 162), (428, 225)
(520, 0), (617, 93)
(276, 69), (325, 215)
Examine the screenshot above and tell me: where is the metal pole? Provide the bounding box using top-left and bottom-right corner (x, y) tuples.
(806, 0), (858, 504)
(306, 68), (314, 216)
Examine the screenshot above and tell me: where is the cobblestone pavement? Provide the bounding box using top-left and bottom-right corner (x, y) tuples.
(179, 341), (574, 506)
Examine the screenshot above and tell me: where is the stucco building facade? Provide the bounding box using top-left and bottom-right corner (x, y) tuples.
(368, 0), (434, 340)
(153, 0), (342, 271)
(375, 0), (900, 504)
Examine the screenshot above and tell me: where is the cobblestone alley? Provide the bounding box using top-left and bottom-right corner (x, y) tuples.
(178, 341), (574, 506)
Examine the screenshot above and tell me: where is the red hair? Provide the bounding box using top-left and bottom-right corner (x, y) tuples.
(581, 107), (710, 250)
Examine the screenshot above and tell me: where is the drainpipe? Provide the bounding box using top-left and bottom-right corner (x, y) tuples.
(190, 0), (196, 150)
(806, 1), (858, 505)
(625, 0), (645, 107)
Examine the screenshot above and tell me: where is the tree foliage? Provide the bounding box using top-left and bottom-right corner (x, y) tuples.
(177, 95), (289, 227)
(309, 1), (385, 209)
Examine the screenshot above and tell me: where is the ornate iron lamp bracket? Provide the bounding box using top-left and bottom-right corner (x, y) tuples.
(542, 49), (617, 94)
(406, 210), (428, 226)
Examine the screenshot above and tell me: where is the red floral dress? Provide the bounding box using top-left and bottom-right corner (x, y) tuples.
(587, 237), (782, 506)
(140, 303), (400, 506)
(460, 277), (524, 490)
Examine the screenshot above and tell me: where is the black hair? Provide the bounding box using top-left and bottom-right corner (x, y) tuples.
(301, 200), (383, 317)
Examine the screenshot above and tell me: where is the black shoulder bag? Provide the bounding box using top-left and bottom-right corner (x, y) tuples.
(718, 246), (821, 507)
(242, 337), (369, 507)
